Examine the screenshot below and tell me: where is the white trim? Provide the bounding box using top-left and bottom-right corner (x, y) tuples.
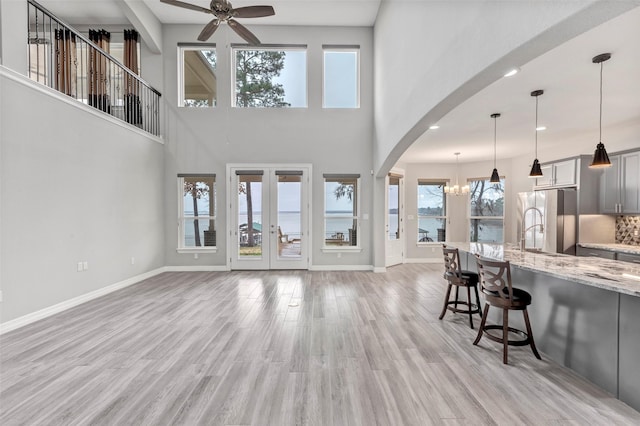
(405, 258), (442, 264)
(176, 248), (217, 254)
(321, 247), (362, 253)
(309, 264), (373, 272)
(0, 267), (167, 335)
(0, 66), (163, 144)
(165, 265), (229, 272)
(373, 267), (387, 273)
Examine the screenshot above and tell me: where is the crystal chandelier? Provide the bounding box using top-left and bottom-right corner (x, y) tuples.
(444, 152), (469, 196)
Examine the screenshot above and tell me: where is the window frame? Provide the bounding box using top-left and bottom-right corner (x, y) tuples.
(322, 45), (360, 109)
(178, 43), (217, 108)
(177, 174), (217, 253)
(322, 174), (361, 252)
(468, 176), (505, 243)
(231, 44), (308, 108)
(417, 179), (448, 245)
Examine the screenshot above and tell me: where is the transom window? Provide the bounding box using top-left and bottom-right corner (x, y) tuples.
(179, 45), (217, 107)
(469, 177), (505, 243)
(178, 174), (216, 249)
(417, 180), (447, 243)
(324, 174), (360, 247)
(323, 45), (359, 108)
(233, 45), (307, 108)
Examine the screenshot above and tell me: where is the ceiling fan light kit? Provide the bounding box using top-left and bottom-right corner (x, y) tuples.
(489, 113), (501, 183)
(589, 52), (612, 168)
(529, 89), (544, 178)
(160, 0), (274, 44)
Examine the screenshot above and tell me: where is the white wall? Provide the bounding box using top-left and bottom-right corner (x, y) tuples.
(161, 24), (375, 268)
(0, 70), (165, 323)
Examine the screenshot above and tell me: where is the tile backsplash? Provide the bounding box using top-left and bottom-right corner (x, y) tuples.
(616, 216), (640, 246)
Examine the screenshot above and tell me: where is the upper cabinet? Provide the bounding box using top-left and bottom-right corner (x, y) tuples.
(535, 159), (576, 188)
(599, 151), (640, 214)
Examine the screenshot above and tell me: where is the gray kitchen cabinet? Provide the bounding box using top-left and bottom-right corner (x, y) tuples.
(535, 159), (576, 188)
(599, 151), (640, 214)
(617, 252), (640, 265)
(576, 246), (617, 259)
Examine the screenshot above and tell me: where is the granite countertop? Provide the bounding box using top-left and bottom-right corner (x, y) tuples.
(577, 243), (640, 255)
(446, 242), (640, 297)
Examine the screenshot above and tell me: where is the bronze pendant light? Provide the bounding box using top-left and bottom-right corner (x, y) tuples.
(529, 90), (544, 177)
(490, 113), (501, 183)
(589, 53), (612, 168)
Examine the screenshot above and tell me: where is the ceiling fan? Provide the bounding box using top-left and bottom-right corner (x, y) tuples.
(160, 0), (274, 45)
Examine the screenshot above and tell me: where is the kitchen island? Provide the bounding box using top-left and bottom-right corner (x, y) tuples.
(445, 243), (640, 412)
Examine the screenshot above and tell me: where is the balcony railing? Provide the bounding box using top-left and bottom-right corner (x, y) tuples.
(27, 0), (161, 137)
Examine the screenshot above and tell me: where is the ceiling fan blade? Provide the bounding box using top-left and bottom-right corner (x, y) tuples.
(197, 19), (220, 41)
(160, 0), (211, 14)
(228, 19), (260, 45)
(233, 5), (275, 18)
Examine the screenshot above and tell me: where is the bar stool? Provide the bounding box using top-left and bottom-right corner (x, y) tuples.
(474, 255), (541, 364)
(439, 245), (483, 328)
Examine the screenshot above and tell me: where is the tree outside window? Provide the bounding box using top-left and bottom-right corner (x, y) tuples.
(417, 181), (446, 243)
(469, 178), (505, 243)
(179, 175), (216, 248)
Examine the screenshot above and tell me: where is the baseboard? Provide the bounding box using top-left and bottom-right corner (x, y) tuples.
(372, 267), (386, 273)
(405, 258), (441, 264)
(165, 265), (230, 272)
(309, 264), (374, 272)
(0, 267), (167, 335)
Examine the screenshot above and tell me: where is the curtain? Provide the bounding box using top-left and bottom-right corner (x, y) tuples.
(88, 29), (111, 112)
(123, 29), (142, 125)
(54, 29), (77, 97)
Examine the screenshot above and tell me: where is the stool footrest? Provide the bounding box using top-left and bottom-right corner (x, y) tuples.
(446, 301), (482, 315)
(482, 325), (531, 346)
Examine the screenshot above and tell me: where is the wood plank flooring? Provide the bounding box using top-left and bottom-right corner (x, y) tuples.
(1, 264), (639, 425)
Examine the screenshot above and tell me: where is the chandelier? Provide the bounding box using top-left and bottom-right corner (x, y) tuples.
(444, 152), (469, 196)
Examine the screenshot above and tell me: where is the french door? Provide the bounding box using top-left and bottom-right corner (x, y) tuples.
(386, 170), (404, 267)
(229, 165), (310, 270)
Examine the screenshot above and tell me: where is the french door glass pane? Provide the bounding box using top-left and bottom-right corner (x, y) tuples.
(238, 175), (263, 257)
(388, 177), (400, 240)
(277, 175), (301, 258)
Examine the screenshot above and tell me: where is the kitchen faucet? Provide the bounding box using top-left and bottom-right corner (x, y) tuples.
(521, 207), (544, 251)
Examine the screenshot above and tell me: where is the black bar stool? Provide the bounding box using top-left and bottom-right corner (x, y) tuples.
(439, 245), (483, 328)
(474, 255), (542, 364)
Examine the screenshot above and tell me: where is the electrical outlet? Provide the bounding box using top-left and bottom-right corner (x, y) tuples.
(77, 262), (83, 272)
(83, 261), (89, 271)
(131, 257), (135, 265)
(337, 252), (342, 258)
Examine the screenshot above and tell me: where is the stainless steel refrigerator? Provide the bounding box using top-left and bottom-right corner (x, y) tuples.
(517, 189), (578, 255)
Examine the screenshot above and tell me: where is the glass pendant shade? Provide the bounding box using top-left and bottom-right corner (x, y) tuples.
(589, 53), (612, 169)
(529, 158), (543, 177)
(590, 142), (611, 168)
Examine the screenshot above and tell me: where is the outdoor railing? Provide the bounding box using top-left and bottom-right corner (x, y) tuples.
(27, 0), (161, 136)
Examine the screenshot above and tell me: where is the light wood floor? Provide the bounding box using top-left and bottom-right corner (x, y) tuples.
(1, 264), (639, 425)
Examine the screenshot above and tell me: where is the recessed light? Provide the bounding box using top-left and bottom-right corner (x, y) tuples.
(504, 68), (519, 77)
(536, 126), (546, 131)
(429, 125), (440, 130)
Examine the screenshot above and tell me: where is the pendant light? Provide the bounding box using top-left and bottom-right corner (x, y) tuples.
(589, 53), (612, 168)
(444, 152), (469, 196)
(490, 113), (501, 183)
(529, 90), (544, 177)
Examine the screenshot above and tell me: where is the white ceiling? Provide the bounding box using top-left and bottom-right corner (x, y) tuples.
(37, 0), (382, 26)
(38, 1), (640, 165)
(400, 6), (640, 164)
